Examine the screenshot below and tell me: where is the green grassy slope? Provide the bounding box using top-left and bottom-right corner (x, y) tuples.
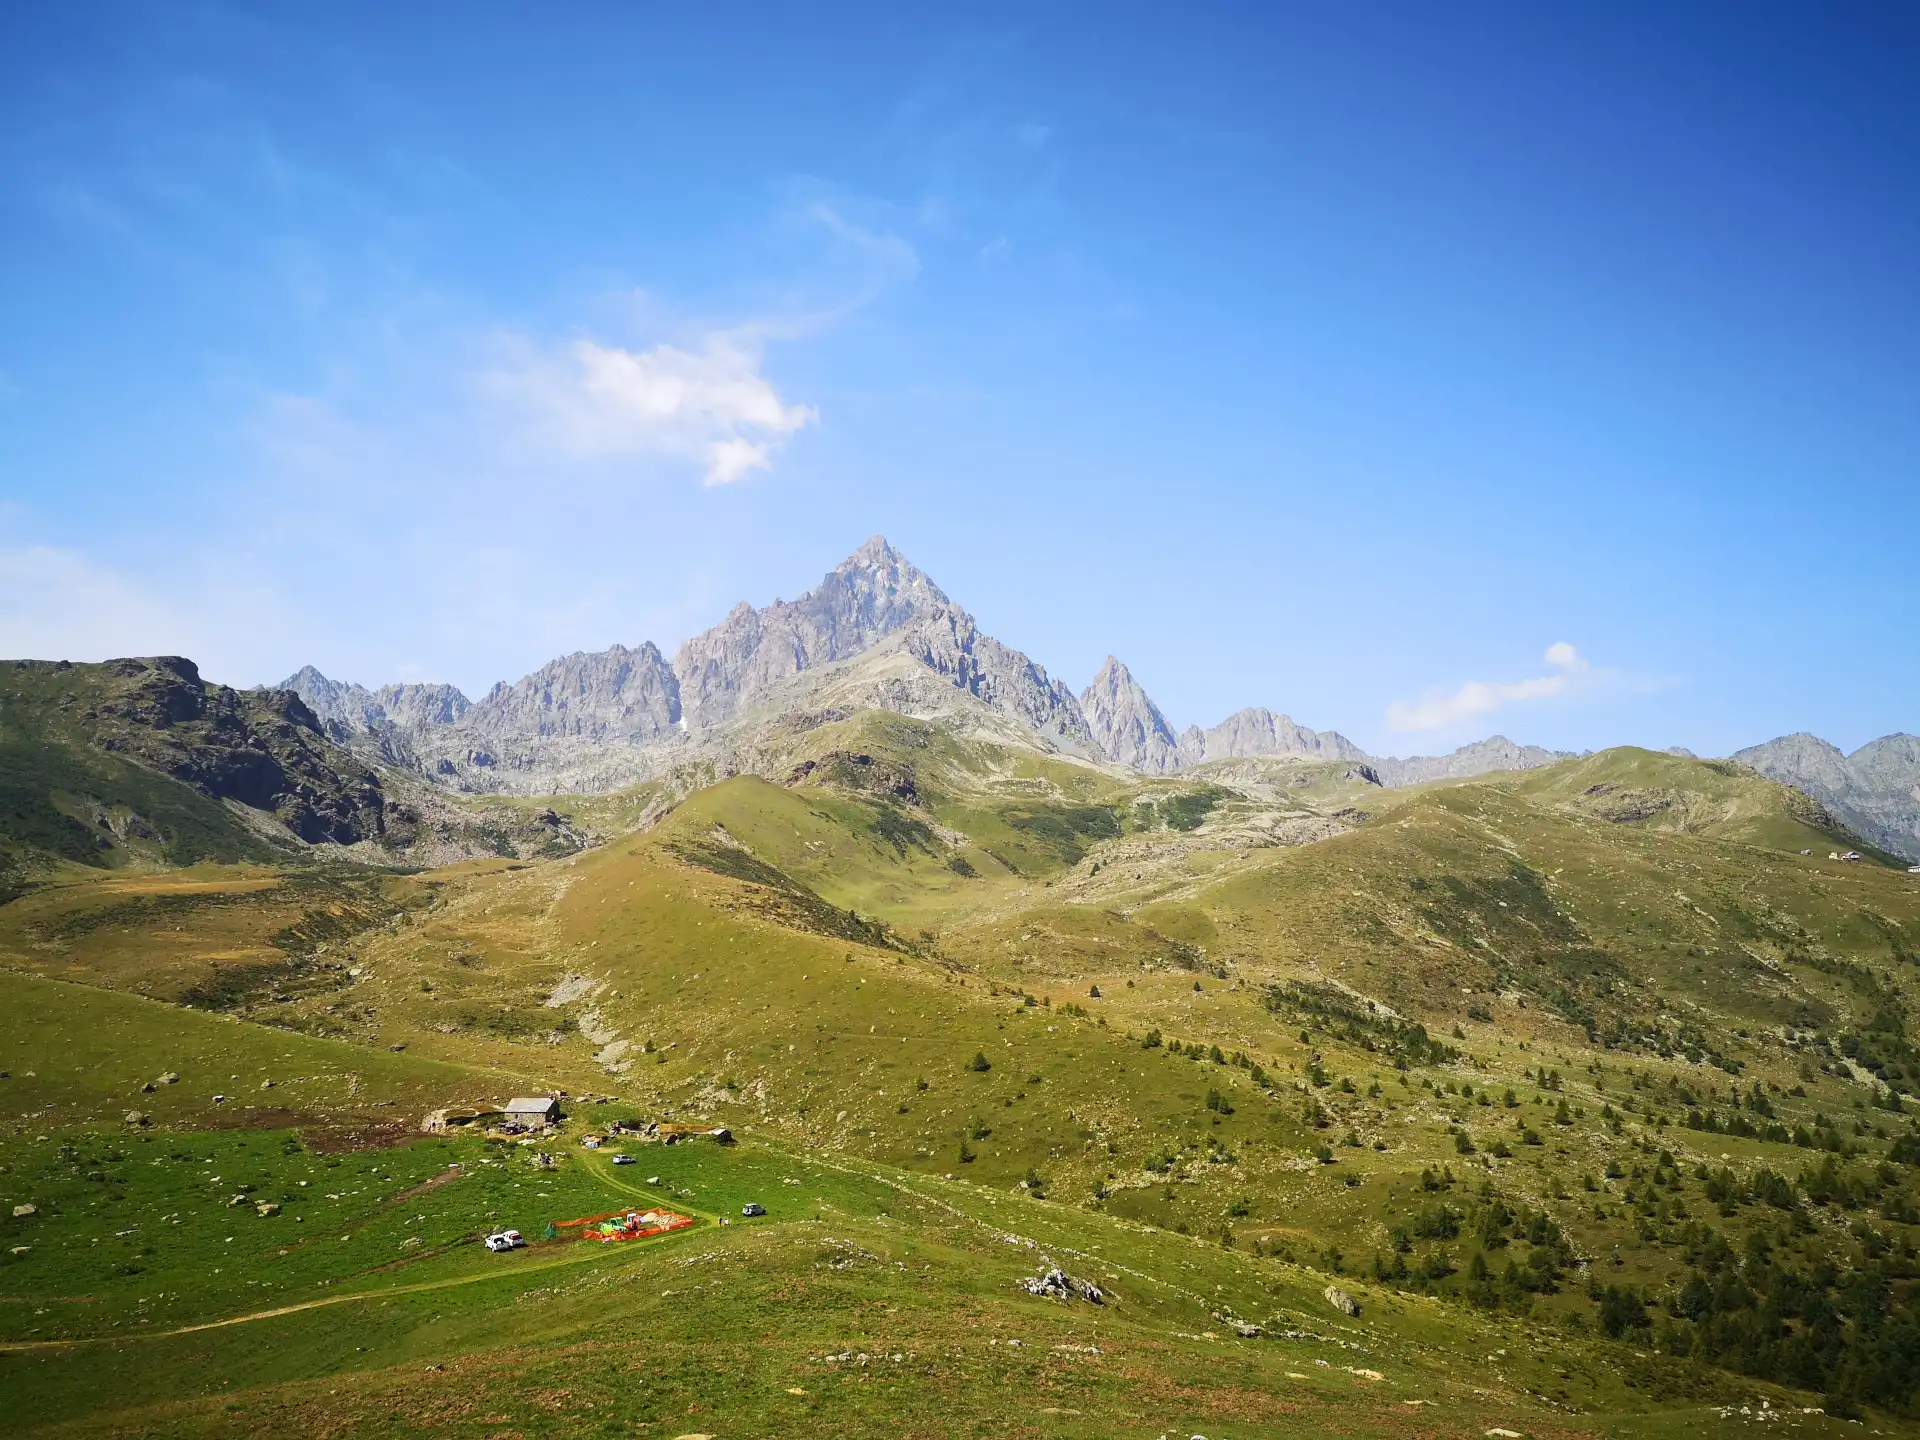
(8, 736), (1920, 1431)
(0, 968), (503, 1134)
(1511, 746), (1903, 859)
(4, 1127), (1862, 1439)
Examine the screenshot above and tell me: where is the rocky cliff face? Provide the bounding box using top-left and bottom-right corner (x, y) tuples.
(1734, 732), (1920, 860)
(278, 536), (1098, 791)
(466, 643), (679, 744)
(673, 536), (950, 728)
(1080, 657), (1184, 772)
(77, 657), (391, 845)
(893, 606), (1094, 751)
(1195, 707), (1370, 766)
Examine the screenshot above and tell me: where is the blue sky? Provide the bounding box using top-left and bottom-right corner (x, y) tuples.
(1, 2), (1915, 758)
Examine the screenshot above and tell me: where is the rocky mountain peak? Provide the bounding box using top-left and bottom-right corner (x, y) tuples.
(262, 536), (1599, 799)
(673, 537), (950, 729)
(841, 533), (909, 572)
(1198, 708), (1370, 767)
(1080, 657), (1183, 773)
(1735, 731), (1920, 860)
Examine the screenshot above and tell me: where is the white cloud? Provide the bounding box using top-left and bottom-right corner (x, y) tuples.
(1387, 643), (1590, 734)
(705, 437), (773, 487)
(489, 329), (816, 486)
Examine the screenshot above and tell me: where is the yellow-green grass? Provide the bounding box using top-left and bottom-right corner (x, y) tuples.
(2, 1124), (1844, 1438)
(0, 863), (431, 1008)
(0, 969), (503, 1135)
(7, 741), (1920, 1428)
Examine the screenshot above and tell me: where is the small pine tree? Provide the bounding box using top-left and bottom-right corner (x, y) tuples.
(968, 1051), (992, 1072)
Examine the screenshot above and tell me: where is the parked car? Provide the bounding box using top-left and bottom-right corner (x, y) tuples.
(741, 1202), (766, 1217)
(484, 1229), (525, 1252)
(611, 1154), (636, 1165)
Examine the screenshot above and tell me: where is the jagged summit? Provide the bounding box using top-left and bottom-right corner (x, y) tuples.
(271, 534), (1592, 797)
(673, 535), (950, 728)
(277, 536), (1093, 791)
(1080, 657), (1184, 773)
(1073, 658), (1556, 784)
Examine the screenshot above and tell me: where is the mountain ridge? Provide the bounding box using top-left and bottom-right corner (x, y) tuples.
(1734, 730), (1920, 861)
(266, 538), (1911, 825)
(273, 537), (1583, 797)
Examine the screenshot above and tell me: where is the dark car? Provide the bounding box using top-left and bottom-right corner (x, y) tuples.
(741, 1202), (766, 1217)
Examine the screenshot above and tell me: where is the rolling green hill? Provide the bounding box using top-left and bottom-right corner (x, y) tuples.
(6, 721), (1920, 1435)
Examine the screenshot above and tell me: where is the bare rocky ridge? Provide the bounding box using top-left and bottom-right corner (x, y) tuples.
(279, 536), (1095, 794)
(1194, 706), (1371, 767)
(1733, 731), (1920, 860)
(273, 537), (1585, 797)
(672, 536), (949, 728)
(35, 656), (391, 846)
(1077, 656), (1566, 784)
(1369, 734), (1571, 787)
(469, 644), (681, 746)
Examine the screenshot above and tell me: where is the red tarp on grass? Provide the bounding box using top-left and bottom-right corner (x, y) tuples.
(553, 1208), (695, 1243)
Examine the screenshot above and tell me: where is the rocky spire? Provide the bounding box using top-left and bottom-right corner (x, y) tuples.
(1079, 656), (1184, 773)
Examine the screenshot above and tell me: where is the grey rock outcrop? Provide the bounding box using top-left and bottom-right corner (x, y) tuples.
(1733, 732), (1920, 860)
(1324, 1284), (1361, 1317)
(1195, 707), (1370, 766)
(273, 537), (1098, 792)
(673, 536), (949, 728)
(1080, 657), (1183, 772)
(467, 643), (679, 744)
(1369, 735), (1570, 787)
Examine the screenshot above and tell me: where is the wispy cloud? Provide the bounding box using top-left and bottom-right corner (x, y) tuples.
(802, 200), (920, 285)
(1387, 642), (1592, 733)
(485, 329), (817, 486)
